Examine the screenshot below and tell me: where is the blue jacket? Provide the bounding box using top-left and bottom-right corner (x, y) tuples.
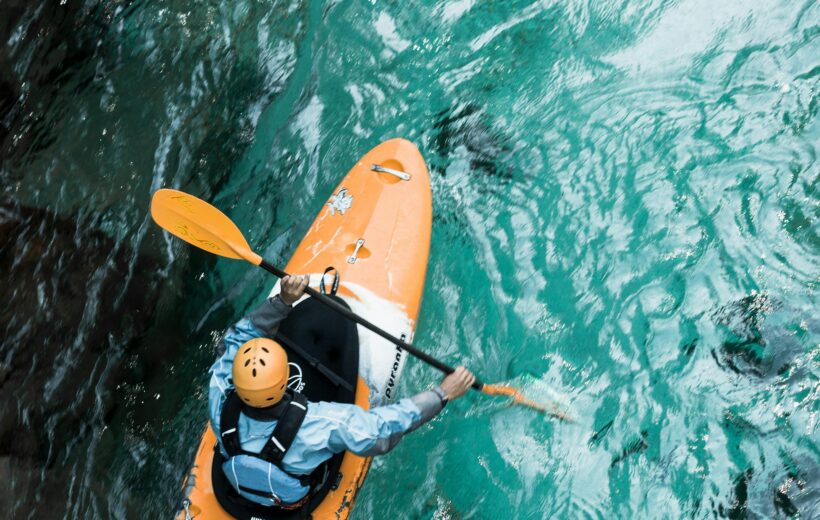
(208, 296), (446, 505)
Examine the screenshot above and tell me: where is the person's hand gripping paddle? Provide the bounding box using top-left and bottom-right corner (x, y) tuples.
(150, 188), (572, 421)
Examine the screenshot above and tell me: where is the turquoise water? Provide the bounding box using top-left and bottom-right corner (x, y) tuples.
(1, 0), (818, 518)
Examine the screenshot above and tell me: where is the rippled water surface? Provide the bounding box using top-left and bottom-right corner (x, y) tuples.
(1, 1), (818, 518)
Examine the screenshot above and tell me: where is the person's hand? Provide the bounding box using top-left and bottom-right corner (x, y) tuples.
(280, 274), (309, 306)
(439, 366), (476, 401)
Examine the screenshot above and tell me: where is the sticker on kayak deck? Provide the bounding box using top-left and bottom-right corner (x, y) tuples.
(385, 334), (406, 400)
(327, 187), (353, 215)
(288, 362), (305, 392)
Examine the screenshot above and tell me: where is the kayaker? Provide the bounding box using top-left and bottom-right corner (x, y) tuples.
(208, 274), (476, 510)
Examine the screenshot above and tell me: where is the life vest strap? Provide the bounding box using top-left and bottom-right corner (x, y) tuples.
(259, 392), (309, 463)
(219, 390), (309, 479)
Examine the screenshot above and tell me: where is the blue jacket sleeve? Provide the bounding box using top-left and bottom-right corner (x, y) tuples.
(322, 390), (446, 457)
(208, 296), (292, 440)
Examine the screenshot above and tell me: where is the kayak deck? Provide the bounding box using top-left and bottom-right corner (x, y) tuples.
(177, 139), (431, 519)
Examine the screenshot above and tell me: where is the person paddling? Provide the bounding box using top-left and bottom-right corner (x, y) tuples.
(208, 274), (476, 510)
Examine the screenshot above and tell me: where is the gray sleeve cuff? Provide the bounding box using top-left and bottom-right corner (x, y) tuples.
(431, 386), (449, 406)
(408, 387), (446, 432)
(354, 389), (447, 457)
(248, 295), (291, 336)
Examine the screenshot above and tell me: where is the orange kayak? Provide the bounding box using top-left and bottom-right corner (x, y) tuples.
(177, 138), (432, 519)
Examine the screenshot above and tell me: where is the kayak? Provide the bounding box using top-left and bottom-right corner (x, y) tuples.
(177, 138), (432, 519)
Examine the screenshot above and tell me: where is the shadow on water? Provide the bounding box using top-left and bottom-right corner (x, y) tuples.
(0, 196), (241, 517)
(0, 0), (125, 166)
(1, 0), (305, 516)
(0, 201), (157, 510)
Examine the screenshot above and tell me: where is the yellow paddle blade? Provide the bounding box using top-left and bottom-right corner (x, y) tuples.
(150, 189), (263, 265)
(482, 384), (574, 422)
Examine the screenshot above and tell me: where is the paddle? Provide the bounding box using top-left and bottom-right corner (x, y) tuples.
(150, 188), (571, 420)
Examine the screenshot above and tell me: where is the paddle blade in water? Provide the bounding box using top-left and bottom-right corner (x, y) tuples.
(150, 189), (263, 265)
(481, 384), (574, 422)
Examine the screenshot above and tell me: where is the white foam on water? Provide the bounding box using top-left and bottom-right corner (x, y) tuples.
(489, 411), (551, 498)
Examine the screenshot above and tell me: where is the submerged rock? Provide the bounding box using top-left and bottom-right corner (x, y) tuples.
(431, 102), (515, 181)
(711, 293), (814, 379)
(0, 0), (107, 167)
(0, 202), (161, 514)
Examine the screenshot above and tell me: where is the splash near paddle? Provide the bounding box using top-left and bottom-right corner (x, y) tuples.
(481, 384), (573, 422)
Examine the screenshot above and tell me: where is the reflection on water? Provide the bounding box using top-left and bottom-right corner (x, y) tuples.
(1, 0), (817, 518)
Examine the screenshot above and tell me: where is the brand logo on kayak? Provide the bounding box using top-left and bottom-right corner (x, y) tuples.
(327, 187), (353, 215)
(385, 335), (406, 399)
(288, 362), (305, 392)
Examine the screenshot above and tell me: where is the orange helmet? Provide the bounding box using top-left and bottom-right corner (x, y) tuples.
(232, 338), (289, 407)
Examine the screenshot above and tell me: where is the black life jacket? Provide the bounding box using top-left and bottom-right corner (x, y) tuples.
(219, 389), (310, 490)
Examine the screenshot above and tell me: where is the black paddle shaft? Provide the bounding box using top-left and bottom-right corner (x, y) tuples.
(260, 260), (484, 390)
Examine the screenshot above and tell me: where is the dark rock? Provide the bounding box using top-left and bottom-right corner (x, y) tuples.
(0, 0), (114, 169)
(0, 201), (160, 514)
(610, 429), (649, 468)
(431, 102), (515, 182)
(711, 294), (814, 379)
